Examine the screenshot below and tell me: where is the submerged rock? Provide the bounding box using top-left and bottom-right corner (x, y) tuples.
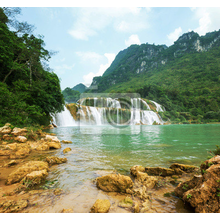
(61, 140), (72, 144)
(118, 196), (133, 208)
(96, 173), (134, 192)
(63, 147), (71, 153)
(90, 199), (111, 213)
(0, 199), (28, 213)
(6, 161), (49, 185)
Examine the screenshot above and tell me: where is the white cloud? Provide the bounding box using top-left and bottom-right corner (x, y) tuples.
(125, 34), (141, 47)
(75, 51), (103, 63)
(167, 27), (183, 45)
(192, 8), (220, 36)
(53, 64), (75, 75)
(83, 53), (116, 86)
(68, 7), (150, 40)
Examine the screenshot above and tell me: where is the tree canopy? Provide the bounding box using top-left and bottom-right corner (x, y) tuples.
(0, 8), (64, 127)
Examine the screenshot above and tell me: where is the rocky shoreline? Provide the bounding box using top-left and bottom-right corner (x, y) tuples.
(0, 123), (219, 213)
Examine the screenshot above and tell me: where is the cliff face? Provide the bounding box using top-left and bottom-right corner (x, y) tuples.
(89, 29), (220, 93)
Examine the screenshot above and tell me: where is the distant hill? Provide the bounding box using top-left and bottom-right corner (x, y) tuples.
(72, 83), (87, 93)
(87, 30), (220, 123)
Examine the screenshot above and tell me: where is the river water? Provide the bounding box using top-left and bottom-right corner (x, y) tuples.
(46, 124), (220, 192)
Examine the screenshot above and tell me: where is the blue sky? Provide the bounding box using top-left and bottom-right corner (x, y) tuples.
(3, 3), (220, 90)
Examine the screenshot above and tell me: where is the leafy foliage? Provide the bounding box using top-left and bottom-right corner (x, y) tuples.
(62, 87), (80, 103)
(0, 8), (64, 127)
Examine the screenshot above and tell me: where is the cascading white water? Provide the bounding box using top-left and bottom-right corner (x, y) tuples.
(150, 100), (165, 112)
(61, 97), (165, 126)
(53, 106), (77, 127)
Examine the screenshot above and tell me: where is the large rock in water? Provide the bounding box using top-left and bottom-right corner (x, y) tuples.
(90, 199), (111, 213)
(174, 156), (220, 213)
(130, 165), (158, 189)
(96, 173), (134, 192)
(6, 161), (49, 185)
(45, 156), (67, 165)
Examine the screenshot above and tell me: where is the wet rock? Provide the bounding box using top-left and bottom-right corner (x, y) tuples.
(133, 201), (140, 213)
(46, 156), (67, 165)
(175, 157), (220, 213)
(200, 155), (220, 172)
(170, 163), (198, 173)
(63, 147), (71, 153)
(140, 199), (151, 213)
(9, 145), (31, 159)
(133, 185), (150, 200)
(0, 199), (28, 213)
(61, 208), (73, 213)
(4, 160), (17, 167)
(45, 135), (60, 143)
(6, 161), (49, 185)
(90, 199), (111, 213)
(96, 173), (134, 192)
(44, 124), (54, 129)
(61, 140), (72, 144)
(21, 169), (48, 186)
(130, 165), (158, 189)
(36, 141), (61, 151)
(145, 167), (178, 176)
(54, 188), (64, 195)
(118, 196), (133, 208)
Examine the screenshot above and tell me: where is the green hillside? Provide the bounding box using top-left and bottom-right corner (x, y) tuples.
(88, 30), (220, 123)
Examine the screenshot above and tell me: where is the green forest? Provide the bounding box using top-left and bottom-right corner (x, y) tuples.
(0, 8), (64, 127)
(102, 46), (220, 123)
(86, 31), (220, 124)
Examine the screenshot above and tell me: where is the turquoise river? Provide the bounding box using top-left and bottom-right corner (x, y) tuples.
(47, 124), (220, 190)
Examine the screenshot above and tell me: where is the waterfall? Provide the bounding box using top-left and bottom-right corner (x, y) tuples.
(150, 100), (165, 112)
(64, 97), (165, 126)
(53, 106), (77, 127)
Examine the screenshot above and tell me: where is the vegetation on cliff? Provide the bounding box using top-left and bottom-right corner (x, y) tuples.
(0, 8), (64, 127)
(86, 30), (220, 124)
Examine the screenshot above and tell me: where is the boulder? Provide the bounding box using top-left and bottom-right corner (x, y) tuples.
(6, 161), (49, 185)
(118, 196), (133, 208)
(145, 167), (184, 176)
(45, 135), (60, 143)
(2, 134), (13, 141)
(130, 165), (157, 189)
(63, 147), (71, 153)
(96, 173), (134, 192)
(14, 136), (27, 143)
(21, 169), (48, 186)
(61, 140), (72, 144)
(170, 163), (198, 173)
(9, 144), (31, 159)
(90, 199), (111, 213)
(0, 199), (28, 213)
(174, 157), (220, 213)
(11, 127), (28, 136)
(0, 149), (11, 156)
(36, 141), (61, 151)
(200, 155), (220, 171)
(0, 124), (12, 134)
(45, 156), (67, 165)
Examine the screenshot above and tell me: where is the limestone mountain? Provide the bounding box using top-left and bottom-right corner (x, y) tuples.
(89, 30), (220, 93)
(88, 29), (220, 123)
(72, 83), (87, 93)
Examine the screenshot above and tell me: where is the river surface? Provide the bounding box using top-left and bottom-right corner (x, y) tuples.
(47, 124), (220, 192)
